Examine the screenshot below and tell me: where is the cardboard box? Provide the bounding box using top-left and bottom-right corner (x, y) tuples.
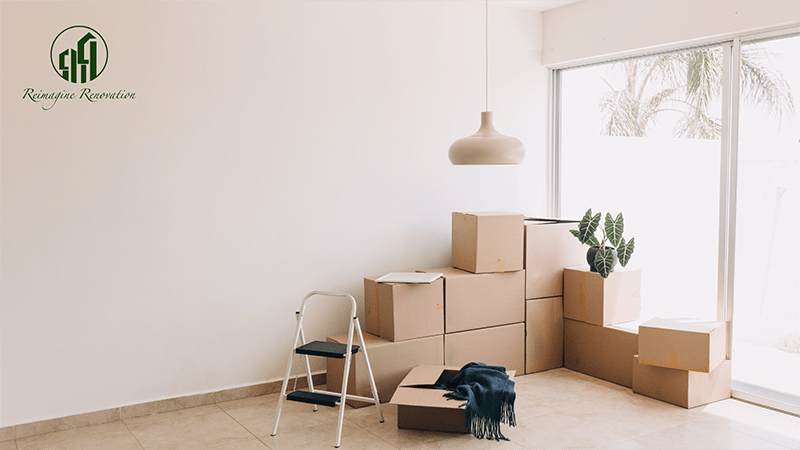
(422, 267), (524, 334)
(526, 297), (563, 373)
(326, 333), (444, 408)
(632, 355), (731, 408)
(377, 278), (444, 342)
(638, 318), (726, 373)
(563, 266), (641, 326)
(390, 365), (515, 433)
(452, 211), (524, 274)
(564, 318), (639, 388)
(524, 219), (585, 299)
(364, 276), (381, 336)
(444, 323), (525, 374)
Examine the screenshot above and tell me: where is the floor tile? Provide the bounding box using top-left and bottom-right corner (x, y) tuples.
(403, 433), (527, 450)
(599, 438), (655, 449)
(219, 391), (342, 438)
(204, 436), (270, 449)
(505, 410), (630, 449)
(510, 389), (559, 420)
(14, 421), (142, 450)
(690, 398), (800, 449)
(517, 376), (625, 412)
(352, 404), (458, 449)
(262, 419), (396, 449)
(124, 404), (256, 449)
(559, 389), (696, 438)
(629, 421), (790, 449)
(8, 368), (799, 450)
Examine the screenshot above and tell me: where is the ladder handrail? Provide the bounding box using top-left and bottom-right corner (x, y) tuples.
(297, 291), (357, 319)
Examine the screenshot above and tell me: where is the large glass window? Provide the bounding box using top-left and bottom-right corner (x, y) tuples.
(555, 31), (799, 414)
(559, 46), (723, 321)
(732, 34), (800, 407)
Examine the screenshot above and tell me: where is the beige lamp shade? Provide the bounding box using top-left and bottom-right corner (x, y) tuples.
(448, 111), (525, 165)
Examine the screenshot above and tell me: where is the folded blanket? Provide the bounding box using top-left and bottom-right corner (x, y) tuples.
(434, 362), (517, 441)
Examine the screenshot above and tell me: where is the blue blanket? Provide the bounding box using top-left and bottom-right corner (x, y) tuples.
(434, 362), (517, 441)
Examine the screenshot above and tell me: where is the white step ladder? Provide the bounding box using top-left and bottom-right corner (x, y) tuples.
(271, 291), (384, 448)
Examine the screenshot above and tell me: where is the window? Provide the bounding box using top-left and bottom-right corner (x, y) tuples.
(731, 33), (800, 411)
(553, 29), (800, 415)
(558, 45), (723, 321)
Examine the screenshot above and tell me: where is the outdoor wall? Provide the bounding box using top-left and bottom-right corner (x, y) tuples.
(0, 1), (546, 426)
(543, 0), (800, 67)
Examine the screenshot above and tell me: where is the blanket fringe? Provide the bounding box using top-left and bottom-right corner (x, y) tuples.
(501, 400), (517, 427)
(466, 401), (516, 441)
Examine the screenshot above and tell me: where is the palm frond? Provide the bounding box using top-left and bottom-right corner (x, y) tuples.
(598, 44), (793, 139)
(740, 45), (796, 127)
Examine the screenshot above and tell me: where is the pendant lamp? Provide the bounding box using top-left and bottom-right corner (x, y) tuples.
(449, 0), (525, 165)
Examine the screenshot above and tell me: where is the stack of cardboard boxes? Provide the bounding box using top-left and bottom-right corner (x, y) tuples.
(423, 211), (527, 374)
(563, 265), (643, 387)
(562, 264), (732, 408)
(329, 211), (586, 407)
(523, 219), (586, 373)
(634, 318), (731, 408)
(328, 209), (731, 413)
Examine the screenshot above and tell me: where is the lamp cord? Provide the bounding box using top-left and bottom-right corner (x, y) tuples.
(485, 0), (489, 112)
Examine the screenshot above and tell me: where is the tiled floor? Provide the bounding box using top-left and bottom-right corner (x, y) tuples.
(3, 368), (799, 450)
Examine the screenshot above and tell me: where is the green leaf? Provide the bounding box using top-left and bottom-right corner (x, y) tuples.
(618, 237), (635, 267)
(594, 248), (616, 278)
(570, 229), (582, 242)
(605, 212), (624, 248)
(587, 236), (601, 247)
(576, 209), (601, 245)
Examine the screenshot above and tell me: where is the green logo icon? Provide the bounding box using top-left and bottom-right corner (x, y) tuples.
(51, 25), (108, 84)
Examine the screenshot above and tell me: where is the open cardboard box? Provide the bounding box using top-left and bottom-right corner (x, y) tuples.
(389, 365), (515, 433)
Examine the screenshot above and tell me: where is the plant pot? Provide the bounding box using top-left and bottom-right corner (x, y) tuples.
(587, 246), (618, 274)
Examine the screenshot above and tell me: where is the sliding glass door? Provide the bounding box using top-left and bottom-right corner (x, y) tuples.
(559, 46), (723, 322)
(554, 29), (800, 415)
(731, 33), (800, 413)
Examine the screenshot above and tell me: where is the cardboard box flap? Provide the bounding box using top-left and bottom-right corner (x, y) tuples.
(641, 318), (725, 334)
(391, 386), (467, 408)
(524, 217), (580, 224)
(397, 365), (462, 387)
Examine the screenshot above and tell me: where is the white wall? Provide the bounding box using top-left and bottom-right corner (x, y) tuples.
(0, 1), (547, 426)
(543, 0), (800, 66)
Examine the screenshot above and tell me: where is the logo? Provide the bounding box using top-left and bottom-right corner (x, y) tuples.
(23, 24), (135, 110)
(50, 25), (108, 84)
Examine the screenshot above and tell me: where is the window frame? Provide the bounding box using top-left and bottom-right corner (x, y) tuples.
(549, 24), (800, 416)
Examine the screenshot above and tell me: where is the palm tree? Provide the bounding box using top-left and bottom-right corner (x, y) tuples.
(600, 45), (795, 139)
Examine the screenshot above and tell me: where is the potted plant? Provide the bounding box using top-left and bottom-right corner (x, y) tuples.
(570, 208), (635, 278)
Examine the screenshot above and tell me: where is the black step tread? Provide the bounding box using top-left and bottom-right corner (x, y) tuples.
(286, 391), (340, 407)
(295, 341), (359, 359)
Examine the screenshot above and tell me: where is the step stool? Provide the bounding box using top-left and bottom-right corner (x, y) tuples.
(271, 291), (384, 448)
